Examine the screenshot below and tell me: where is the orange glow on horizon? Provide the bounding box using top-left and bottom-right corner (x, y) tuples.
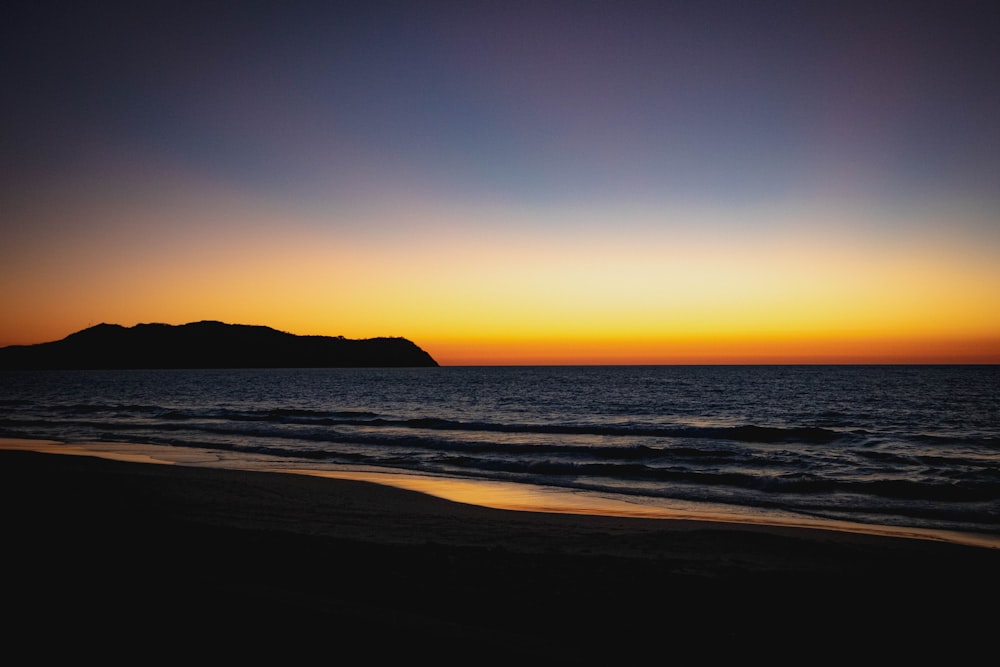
(4, 319), (997, 365)
(2, 195), (997, 365)
(423, 335), (1000, 366)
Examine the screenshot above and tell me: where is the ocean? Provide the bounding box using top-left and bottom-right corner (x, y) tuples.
(2, 365), (998, 543)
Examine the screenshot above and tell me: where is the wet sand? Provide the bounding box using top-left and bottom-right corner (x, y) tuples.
(3, 445), (997, 660)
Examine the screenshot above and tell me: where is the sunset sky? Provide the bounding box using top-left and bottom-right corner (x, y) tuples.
(2, 1), (998, 364)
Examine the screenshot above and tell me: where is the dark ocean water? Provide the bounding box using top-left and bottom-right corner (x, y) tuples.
(2, 365), (998, 538)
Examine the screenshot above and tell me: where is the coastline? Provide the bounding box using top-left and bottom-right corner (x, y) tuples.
(3, 437), (999, 658)
(3, 437), (996, 549)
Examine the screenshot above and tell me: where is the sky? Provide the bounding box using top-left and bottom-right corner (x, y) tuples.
(2, 1), (999, 364)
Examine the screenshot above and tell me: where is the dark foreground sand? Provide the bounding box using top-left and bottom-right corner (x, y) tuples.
(4, 449), (997, 661)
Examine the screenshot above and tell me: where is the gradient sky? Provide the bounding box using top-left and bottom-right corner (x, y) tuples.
(2, 1), (999, 364)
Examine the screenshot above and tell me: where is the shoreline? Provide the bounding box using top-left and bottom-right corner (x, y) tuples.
(4, 442), (999, 658)
(2, 437), (996, 549)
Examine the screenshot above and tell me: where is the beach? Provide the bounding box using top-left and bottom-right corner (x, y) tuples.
(4, 443), (997, 661)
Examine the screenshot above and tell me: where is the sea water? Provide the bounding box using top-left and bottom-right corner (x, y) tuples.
(1, 365), (997, 539)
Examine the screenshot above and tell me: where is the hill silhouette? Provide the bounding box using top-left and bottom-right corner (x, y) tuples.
(0, 321), (439, 369)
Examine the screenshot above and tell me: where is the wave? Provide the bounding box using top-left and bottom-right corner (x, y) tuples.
(357, 418), (848, 444)
(1, 413), (837, 463)
(18, 401), (863, 448)
(104, 404), (851, 445)
(12, 416), (996, 506)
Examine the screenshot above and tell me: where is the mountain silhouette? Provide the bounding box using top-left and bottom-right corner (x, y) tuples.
(0, 321), (439, 369)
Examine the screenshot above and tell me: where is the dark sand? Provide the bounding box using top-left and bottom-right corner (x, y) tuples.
(4, 449), (997, 660)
